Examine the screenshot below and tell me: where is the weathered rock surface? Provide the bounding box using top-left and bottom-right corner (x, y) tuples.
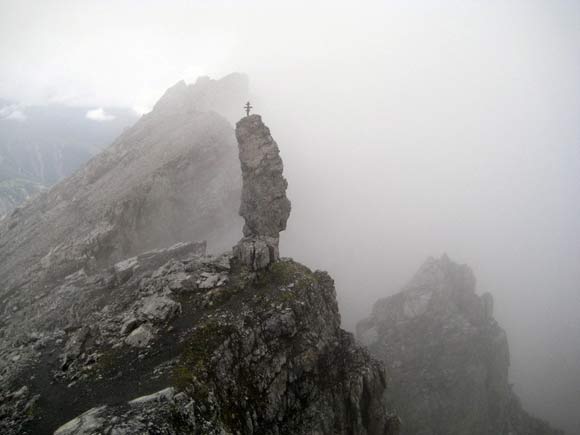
(0, 245), (399, 434)
(124, 323), (155, 348)
(233, 114), (290, 269)
(234, 234), (281, 271)
(357, 254), (562, 435)
(0, 74), (247, 312)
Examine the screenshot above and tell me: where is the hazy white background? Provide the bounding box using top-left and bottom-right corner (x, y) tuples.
(1, 0), (579, 432)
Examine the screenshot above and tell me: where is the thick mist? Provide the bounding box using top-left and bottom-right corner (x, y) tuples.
(1, 1), (579, 432)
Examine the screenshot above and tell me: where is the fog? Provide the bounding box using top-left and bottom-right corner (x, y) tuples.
(1, 0), (579, 432)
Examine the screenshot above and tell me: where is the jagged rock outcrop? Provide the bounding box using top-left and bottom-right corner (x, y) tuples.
(233, 115), (291, 270)
(0, 243), (399, 434)
(356, 254), (562, 435)
(0, 74), (247, 313)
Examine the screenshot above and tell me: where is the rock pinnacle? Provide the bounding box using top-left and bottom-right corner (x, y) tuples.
(233, 114), (291, 270)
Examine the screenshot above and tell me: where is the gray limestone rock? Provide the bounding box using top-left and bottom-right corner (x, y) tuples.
(125, 324), (155, 348)
(197, 271), (228, 289)
(137, 295), (181, 323)
(54, 406), (107, 435)
(61, 326), (91, 370)
(233, 235), (279, 270)
(233, 115), (290, 269)
(128, 387), (175, 406)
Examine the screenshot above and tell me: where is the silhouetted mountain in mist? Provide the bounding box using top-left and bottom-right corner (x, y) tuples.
(357, 255), (563, 435)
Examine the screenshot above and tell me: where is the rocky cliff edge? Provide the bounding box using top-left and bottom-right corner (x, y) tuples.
(1, 243), (399, 435)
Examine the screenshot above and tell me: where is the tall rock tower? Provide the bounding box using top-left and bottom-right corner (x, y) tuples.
(233, 114), (291, 269)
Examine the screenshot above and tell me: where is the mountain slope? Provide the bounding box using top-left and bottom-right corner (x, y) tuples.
(0, 74), (247, 306)
(0, 178), (45, 216)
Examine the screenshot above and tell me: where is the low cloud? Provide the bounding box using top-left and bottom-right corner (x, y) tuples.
(132, 105), (151, 116)
(86, 107), (115, 121)
(0, 104), (27, 121)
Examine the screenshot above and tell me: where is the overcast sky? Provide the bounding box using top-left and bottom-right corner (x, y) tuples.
(1, 0), (579, 432)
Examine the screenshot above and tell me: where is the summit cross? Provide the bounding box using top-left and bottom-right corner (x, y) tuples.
(244, 101), (253, 117)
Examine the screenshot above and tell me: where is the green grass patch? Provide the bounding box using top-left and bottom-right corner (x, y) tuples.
(172, 320), (236, 393)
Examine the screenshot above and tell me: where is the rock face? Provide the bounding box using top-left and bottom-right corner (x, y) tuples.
(233, 115), (291, 269)
(0, 74), (247, 312)
(356, 255), (562, 435)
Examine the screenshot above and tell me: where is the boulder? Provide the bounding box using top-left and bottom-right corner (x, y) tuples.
(125, 324), (155, 348)
(137, 295), (181, 323)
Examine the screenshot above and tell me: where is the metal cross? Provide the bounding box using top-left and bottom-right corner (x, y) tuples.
(244, 101), (253, 117)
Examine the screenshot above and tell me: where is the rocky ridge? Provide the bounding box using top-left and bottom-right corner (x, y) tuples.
(356, 255), (563, 435)
(0, 79), (398, 434)
(0, 74), (247, 313)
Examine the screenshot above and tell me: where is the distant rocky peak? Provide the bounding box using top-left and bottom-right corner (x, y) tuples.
(357, 254), (562, 435)
(151, 73), (249, 123)
(403, 253), (476, 297)
(369, 254), (485, 326)
(152, 80), (188, 111)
